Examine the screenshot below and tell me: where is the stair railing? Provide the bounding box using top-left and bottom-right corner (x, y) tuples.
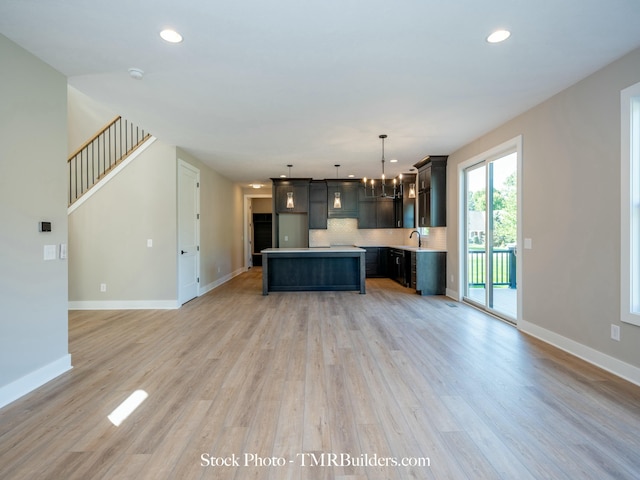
(68, 116), (151, 205)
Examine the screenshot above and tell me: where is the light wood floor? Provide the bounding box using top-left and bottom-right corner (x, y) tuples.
(1, 268), (640, 479)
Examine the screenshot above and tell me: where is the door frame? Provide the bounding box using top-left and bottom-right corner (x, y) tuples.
(457, 135), (523, 323)
(177, 159), (200, 305)
(243, 193), (272, 270)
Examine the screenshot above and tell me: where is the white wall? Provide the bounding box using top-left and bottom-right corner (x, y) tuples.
(67, 81), (251, 307)
(66, 90), (246, 308)
(177, 148), (245, 293)
(447, 47), (640, 380)
(252, 197), (272, 214)
(67, 85), (117, 154)
(68, 140), (178, 308)
(0, 34), (71, 408)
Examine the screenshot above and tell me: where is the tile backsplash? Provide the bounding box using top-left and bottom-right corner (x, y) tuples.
(309, 218), (447, 250)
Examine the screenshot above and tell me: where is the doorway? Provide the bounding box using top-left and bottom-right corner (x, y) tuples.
(178, 160), (200, 305)
(461, 138), (521, 322)
(244, 194), (272, 269)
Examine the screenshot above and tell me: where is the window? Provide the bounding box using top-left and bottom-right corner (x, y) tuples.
(621, 81), (640, 326)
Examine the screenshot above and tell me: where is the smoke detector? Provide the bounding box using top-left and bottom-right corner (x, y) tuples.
(128, 68), (144, 80)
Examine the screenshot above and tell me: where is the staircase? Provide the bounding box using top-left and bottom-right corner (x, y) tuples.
(68, 116), (152, 206)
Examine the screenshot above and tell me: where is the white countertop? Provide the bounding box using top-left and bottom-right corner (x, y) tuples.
(262, 246), (365, 253)
(356, 245), (447, 253)
(387, 245), (447, 253)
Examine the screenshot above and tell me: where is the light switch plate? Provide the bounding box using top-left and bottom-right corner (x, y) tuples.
(524, 238), (532, 249)
(44, 244), (57, 260)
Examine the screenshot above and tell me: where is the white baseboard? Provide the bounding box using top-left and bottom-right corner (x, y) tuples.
(68, 300), (179, 310)
(445, 288), (460, 300)
(68, 269), (246, 310)
(0, 355), (72, 410)
(519, 318), (640, 387)
(199, 268), (245, 296)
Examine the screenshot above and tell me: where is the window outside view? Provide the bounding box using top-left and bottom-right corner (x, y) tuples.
(465, 152), (518, 319)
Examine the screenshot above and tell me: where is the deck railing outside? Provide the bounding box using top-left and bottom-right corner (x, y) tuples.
(468, 247), (516, 288)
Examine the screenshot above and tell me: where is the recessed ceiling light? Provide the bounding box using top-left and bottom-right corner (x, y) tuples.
(160, 28), (183, 44)
(487, 29), (511, 43)
(390, 159), (398, 163)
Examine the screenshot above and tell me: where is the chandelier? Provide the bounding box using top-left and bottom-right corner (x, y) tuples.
(363, 134), (414, 199)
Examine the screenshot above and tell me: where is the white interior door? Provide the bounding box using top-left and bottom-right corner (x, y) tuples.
(178, 160), (200, 305)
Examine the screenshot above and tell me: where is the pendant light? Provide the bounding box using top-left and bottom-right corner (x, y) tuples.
(333, 164), (342, 209)
(408, 182), (416, 199)
(380, 134), (388, 196)
(285, 165), (295, 209)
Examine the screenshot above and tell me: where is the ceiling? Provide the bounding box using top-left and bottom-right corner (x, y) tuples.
(2, 1), (640, 186)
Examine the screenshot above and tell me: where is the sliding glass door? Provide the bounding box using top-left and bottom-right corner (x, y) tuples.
(464, 151), (518, 321)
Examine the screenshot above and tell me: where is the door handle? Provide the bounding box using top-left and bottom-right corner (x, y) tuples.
(181, 250), (187, 255)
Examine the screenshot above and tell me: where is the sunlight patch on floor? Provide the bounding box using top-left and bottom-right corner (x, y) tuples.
(107, 390), (148, 426)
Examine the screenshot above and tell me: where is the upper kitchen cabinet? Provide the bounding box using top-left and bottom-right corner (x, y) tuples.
(358, 177), (414, 229)
(357, 184), (396, 229)
(414, 156), (447, 227)
(272, 178), (311, 214)
(309, 180), (328, 229)
(357, 195), (377, 229)
(396, 174), (416, 229)
(327, 180), (359, 218)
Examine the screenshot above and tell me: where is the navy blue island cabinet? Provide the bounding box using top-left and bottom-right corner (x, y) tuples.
(261, 247), (366, 295)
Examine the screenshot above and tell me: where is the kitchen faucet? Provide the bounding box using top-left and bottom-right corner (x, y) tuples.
(410, 230), (421, 248)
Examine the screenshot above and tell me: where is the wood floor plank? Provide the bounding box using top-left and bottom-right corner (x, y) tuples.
(1, 269), (640, 480)
(326, 364), (364, 478)
(441, 395), (537, 480)
(137, 399), (213, 479)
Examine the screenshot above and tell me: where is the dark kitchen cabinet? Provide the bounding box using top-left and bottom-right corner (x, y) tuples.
(412, 251), (446, 295)
(272, 178), (310, 214)
(414, 156), (447, 227)
(418, 166), (431, 192)
(358, 186), (396, 229)
(396, 174), (416, 228)
(418, 189), (430, 228)
(388, 248), (409, 287)
(309, 180), (327, 229)
(358, 197), (377, 229)
(363, 246), (389, 278)
(327, 180), (359, 218)
(377, 197), (395, 228)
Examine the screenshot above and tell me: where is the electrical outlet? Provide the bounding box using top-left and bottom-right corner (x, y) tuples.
(450, 274), (454, 283)
(611, 324), (620, 341)
(147, 239), (153, 247)
(100, 283), (107, 293)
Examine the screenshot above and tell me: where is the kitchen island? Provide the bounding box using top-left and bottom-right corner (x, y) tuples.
(261, 247), (366, 295)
